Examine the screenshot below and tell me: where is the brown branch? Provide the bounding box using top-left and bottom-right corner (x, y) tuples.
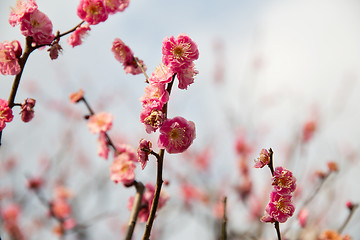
(125, 181), (145, 240)
(221, 197), (228, 240)
(338, 203), (359, 234)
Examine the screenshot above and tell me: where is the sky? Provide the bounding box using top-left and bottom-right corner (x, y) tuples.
(1, 0), (360, 239)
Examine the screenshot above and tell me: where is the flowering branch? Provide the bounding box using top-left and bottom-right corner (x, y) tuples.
(338, 202), (359, 234)
(142, 75), (175, 240)
(125, 181), (145, 240)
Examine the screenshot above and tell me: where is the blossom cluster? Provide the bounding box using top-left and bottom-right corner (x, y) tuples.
(261, 166), (296, 223)
(9, 0), (54, 45)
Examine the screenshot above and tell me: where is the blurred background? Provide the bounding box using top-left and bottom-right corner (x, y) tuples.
(1, 0), (360, 239)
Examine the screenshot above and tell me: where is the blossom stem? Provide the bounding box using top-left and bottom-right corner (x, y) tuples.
(338, 203), (359, 234)
(142, 74), (176, 240)
(134, 57), (149, 83)
(275, 222), (282, 240)
(221, 196), (228, 240)
(125, 181), (145, 240)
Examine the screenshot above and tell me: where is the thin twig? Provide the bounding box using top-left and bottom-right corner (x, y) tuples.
(221, 196), (228, 240)
(125, 181), (145, 240)
(338, 203), (359, 234)
(134, 57), (149, 83)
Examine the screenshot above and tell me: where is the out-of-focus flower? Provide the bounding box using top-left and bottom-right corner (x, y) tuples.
(0, 99), (14, 131)
(69, 89), (84, 103)
(261, 191), (295, 223)
(128, 183), (169, 222)
(297, 208), (308, 228)
(48, 43), (62, 60)
(158, 116), (196, 154)
(327, 161), (339, 172)
(110, 153), (136, 185)
(77, 0), (108, 25)
(318, 230), (343, 240)
(181, 183), (207, 206)
(1, 203), (20, 224)
(26, 176), (43, 190)
(272, 166), (296, 195)
(20, 9), (54, 45)
(97, 131), (110, 160)
(254, 148), (270, 168)
(87, 112), (113, 134)
(19, 98), (36, 122)
(50, 199), (72, 220)
(67, 24), (91, 48)
(162, 34), (199, 72)
(137, 138), (152, 170)
(9, 0), (38, 27)
(0, 40), (22, 75)
(302, 119), (317, 142)
(115, 143), (137, 161)
(235, 134), (252, 157)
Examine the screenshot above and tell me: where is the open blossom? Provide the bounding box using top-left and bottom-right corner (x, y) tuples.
(128, 183), (169, 222)
(158, 116), (196, 154)
(272, 166), (296, 195)
(19, 98), (36, 122)
(0, 99), (14, 131)
(115, 143), (137, 162)
(77, 0), (108, 25)
(141, 83), (169, 105)
(137, 139), (152, 170)
(0, 40), (22, 76)
(110, 153), (136, 185)
(176, 62), (198, 90)
(87, 112), (113, 134)
(254, 148), (270, 168)
(148, 64), (174, 85)
(261, 191), (295, 223)
(297, 208), (308, 228)
(9, 0), (38, 27)
(162, 34), (199, 72)
(104, 0), (130, 14)
(67, 24), (91, 48)
(20, 9), (54, 45)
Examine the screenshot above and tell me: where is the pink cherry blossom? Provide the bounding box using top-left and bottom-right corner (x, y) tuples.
(302, 119), (317, 142)
(87, 112), (113, 134)
(77, 0), (108, 25)
(104, 0), (130, 14)
(9, 0), (38, 27)
(176, 62), (198, 90)
(141, 82), (169, 105)
(19, 98), (36, 123)
(253, 148), (270, 168)
(97, 131), (110, 160)
(0, 99), (14, 131)
(115, 143), (137, 162)
(110, 153), (136, 185)
(124, 57), (146, 75)
(272, 166), (296, 195)
(162, 34), (199, 72)
(20, 9), (54, 45)
(0, 40), (22, 76)
(158, 116), (196, 154)
(261, 191), (295, 223)
(67, 24), (91, 48)
(137, 139), (152, 170)
(148, 64), (174, 85)
(297, 208), (308, 228)
(26, 176), (43, 190)
(181, 183), (207, 206)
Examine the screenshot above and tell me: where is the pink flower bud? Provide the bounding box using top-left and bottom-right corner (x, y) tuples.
(20, 98), (36, 122)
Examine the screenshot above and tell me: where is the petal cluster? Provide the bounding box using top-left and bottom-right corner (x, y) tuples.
(67, 24), (91, 48)
(272, 166), (297, 195)
(0, 40), (22, 76)
(87, 112), (113, 134)
(110, 153), (136, 185)
(137, 139), (152, 170)
(0, 99), (14, 131)
(158, 116), (196, 154)
(77, 0), (108, 25)
(254, 148), (270, 168)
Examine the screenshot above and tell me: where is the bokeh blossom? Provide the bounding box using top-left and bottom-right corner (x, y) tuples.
(67, 24), (91, 48)
(104, 0), (130, 14)
(261, 191), (295, 223)
(0, 40), (22, 76)
(158, 116), (196, 154)
(87, 112), (113, 134)
(254, 148), (270, 168)
(69, 89), (84, 103)
(97, 131), (110, 160)
(128, 183), (169, 222)
(19, 98), (36, 122)
(110, 153), (136, 185)
(272, 166), (296, 195)
(0, 99), (14, 131)
(137, 138), (152, 170)
(77, 0), (108, 25)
